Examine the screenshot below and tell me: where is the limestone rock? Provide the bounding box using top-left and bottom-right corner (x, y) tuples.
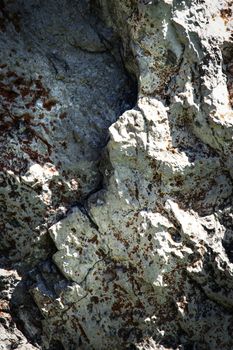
(1, 0), (233, 349)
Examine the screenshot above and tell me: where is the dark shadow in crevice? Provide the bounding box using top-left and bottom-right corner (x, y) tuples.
(0, 0), (138, 348)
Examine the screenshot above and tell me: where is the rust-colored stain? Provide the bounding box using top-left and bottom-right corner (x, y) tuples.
(59, 111), (67, 119)
(0, 67), (61, 168)
(220, 6), (233, 24)
(0, 67), (54, 109)
(43, 98), (57, 111)
(0, 81), (19, 101)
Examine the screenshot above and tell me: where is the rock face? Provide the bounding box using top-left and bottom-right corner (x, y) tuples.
(1, 0), (233, 349)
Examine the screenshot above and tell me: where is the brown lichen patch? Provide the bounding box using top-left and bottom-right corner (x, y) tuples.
(90, 296), (99, 304)
(0, 67), (56, 112)
(0, 299), (10, 313)
(0, 110), (52, 174)
(0, 81), (19, 101)
(0, 155), (28, 174)
(72, 318), (90, 344)
(21, 143), (51, 162)
(47, 178), (82, 210)
(0, 68), (63, 169)
(113, 230), (129, 248)
(111, 298), (134, 316)
(88, 234), (99, 244)
(220, 3), (233, 24)
(43, 98), (57, 111)
(59, 111), (67, 119)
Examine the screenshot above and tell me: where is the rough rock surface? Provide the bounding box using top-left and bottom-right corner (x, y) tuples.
(1, 0), (233, 349)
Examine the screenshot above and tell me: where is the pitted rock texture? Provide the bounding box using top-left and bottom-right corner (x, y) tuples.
(1, 0), (233, 349)
(0, 0), (136, 348)
(0, 0), (135, 265)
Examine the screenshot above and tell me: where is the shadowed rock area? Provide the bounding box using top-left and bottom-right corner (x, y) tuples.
(0, 0), (136, 348)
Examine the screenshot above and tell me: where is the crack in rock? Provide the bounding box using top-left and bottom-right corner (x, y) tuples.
(2, 0), (233, 349)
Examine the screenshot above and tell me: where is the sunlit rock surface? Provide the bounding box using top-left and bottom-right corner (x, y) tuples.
(1, 0), (233, 349)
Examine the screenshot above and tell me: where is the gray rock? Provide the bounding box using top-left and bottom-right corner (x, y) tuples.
(1, 0), (233, 349)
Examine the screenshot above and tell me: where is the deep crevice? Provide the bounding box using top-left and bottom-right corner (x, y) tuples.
(0, 0), (138, 348)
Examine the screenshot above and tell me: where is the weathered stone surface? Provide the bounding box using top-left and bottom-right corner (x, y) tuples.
(1, 0), (233, 349)
(0, 265), (40, 350)
(0, 0), (135, 265)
